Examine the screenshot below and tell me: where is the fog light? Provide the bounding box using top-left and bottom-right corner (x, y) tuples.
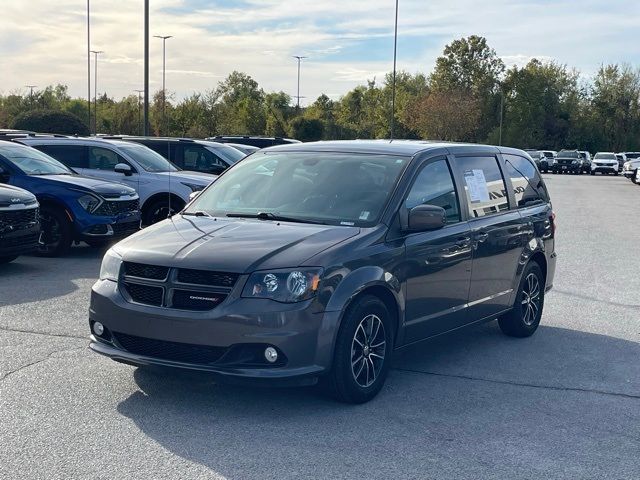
(264, 347), (278, 363)
(93, 322), (104, 336)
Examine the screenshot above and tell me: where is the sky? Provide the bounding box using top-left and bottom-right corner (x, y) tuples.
(1, 0), (639, 105)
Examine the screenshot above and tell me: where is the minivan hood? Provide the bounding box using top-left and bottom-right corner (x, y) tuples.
(114, 215), (360, 273)
(33, 175), (136, 196)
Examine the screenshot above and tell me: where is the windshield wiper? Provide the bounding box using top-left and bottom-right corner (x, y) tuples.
(226, 212), (327, 225)
(183, 210), (214, 218)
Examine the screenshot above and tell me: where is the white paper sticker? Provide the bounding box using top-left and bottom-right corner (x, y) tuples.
(359, 211), (370, 220)
(464, 169), (490, 203)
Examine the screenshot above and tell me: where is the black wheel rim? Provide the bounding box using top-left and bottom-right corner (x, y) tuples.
(351, 314), (386, 388)
(38, 212), (62, 253)
(521, 273), (541, 326)
(150, 205), (178, 224)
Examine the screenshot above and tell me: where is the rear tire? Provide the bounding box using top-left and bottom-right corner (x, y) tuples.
(0, 255), (18, 264)
(498, 262), (544, 338)
(326, 295), (394, 404)
(36, 206), (72, 257)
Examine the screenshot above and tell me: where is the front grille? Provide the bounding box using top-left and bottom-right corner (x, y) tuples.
(557, 159), (573, 165)
(0, 207), (39, 231)
(0, 231), (39, 248)
(112, 221), (140, 238)
(123, 282), (164, 306)
(94, 199), (139, 216)
(124, 262), (169, 280)
(120, 262), (239, 311)
(113, 332), (226, 365)
(176, 268), (239, 287)
(172, 289), (227, 311)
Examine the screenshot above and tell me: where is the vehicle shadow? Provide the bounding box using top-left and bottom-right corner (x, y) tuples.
(0, 245), (103, 306)
(116, 322), (640, 479)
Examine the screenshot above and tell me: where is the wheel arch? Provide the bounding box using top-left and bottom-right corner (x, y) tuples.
(141, 192), (185, 214)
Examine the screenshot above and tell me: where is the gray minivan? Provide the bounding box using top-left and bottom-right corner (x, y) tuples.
(89, 141), (557, 403)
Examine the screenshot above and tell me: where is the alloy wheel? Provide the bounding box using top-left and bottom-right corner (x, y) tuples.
(521, 273), (541, 326)
(351, 314), (386, 388)
(38, 212), (62, 254)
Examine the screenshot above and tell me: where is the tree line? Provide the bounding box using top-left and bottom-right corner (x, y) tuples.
(2, 35), (640, 152)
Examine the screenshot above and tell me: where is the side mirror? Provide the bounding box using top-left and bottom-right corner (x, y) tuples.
(189, 191), (201, 202)
(114, 163), (133, 176)
(407, 205), (446, 232)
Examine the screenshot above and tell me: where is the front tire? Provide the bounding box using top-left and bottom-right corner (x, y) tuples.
(498, 262), (544, 338)
(327, 295), (394, 404)
(143, 198), (185, 226)
(36, 206), (72, 257)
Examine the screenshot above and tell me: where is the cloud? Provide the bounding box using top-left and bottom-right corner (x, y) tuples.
(1, 0), (639, 104)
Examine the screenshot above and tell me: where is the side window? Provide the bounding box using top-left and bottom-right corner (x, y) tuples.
(142, 141), (170, 159)
(503, 154), (549, 207)
(182, 146), (226, 171)
(88, 147), (128, 171)
(34, 145), (88, 169)
(456, 156), (509, 218)
(405, 158), (461, 224)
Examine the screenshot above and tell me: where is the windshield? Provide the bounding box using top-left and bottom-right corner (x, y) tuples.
(594, 153), (616, 160)
(558, 151), (580, 158)
(206, 144), (245, 164)
(625, 153), (640, 159)
(0, 144), (72, 175)
(119, 143), (178, 172)
(185, 152), (409, 226)
(543, 152), (555, 158)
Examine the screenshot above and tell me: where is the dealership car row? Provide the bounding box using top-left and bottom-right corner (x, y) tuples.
(0, 132), (299, 263)
(525, 148), (640, 176)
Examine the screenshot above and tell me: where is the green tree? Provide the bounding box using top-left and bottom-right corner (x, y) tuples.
(12, 109), (89, 135)
(215, 71), (266, 134)
(288, 117), (324, 142)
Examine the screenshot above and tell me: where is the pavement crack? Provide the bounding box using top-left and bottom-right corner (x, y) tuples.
(393, 367), (640, 400)
(0, 346), (85, 383)
(0, 325), (86, 340)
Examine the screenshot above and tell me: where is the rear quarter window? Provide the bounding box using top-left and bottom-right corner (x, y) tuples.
(503, 154), (549, 207)
(455, 155), (509, 218)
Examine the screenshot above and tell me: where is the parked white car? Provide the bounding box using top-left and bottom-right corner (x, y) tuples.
(17, 137), (216, 225)
(591, 152), (619, 175)
(621, 153), (640, 183)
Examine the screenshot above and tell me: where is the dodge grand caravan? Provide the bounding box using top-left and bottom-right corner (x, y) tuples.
(89, 141), (557, 403)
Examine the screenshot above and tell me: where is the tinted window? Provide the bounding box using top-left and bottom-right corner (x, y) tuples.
(503, 154), (549, 207)
(182, 145), (227, 171)
(35, 145), (87, 168)
(594, 153), (616, 160)
(186, 152), (409, 227)
(405, 158), (460, 224)
(456, 156), (509, 218)
(89, 147), (129, 170)
(119, 144), (177, 172)
(0, 144), (72, 175)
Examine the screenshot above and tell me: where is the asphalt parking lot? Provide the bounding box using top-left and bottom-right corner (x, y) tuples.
(1, 173), (639, 480)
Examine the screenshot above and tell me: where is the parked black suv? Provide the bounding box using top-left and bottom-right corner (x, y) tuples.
(552, 150), (582, 174)
(89, 141), (557, 403)
(0, 184), (40, 264)
(102, 137), (246, 175)
(207, 136), (301, 148)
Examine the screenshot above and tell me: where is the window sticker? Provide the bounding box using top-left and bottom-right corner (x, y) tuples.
(359, 211), (370, 220)
(464, 169), (490, 203)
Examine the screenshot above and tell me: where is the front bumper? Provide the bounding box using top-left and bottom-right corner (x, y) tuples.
(0, 226), (40, 256)
(553, 163), (580, 172)
(591, 165), (617, 173)
(88, 279), (341, 384)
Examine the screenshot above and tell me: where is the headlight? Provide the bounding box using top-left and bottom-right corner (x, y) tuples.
(78, 194), (102, 213)
(181, 182), (205, 192)
(99, 248), (122, 281)
(242, 268), (322, 303)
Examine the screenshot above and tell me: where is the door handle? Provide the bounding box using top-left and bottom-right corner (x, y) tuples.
(476, 232), (489, 242)
(454, 236), (471, 247)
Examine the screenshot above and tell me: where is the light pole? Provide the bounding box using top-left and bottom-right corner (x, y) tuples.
(144, 0), (149, 135)
(90, 50), (103, 135)
(87, 0), (91, 132)
(134, 89), (144, 135)
(25, 85), (37, 106)
(154, 35), (172, 136)
(390, 0), (399, 140)
(293, 55), (307, 109)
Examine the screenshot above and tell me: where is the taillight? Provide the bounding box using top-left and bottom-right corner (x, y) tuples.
(550, 211), (556, 236)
